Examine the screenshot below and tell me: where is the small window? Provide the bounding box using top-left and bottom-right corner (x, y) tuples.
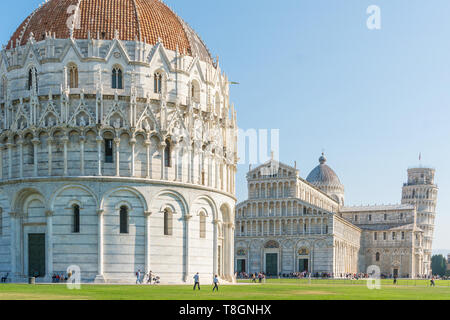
(354, 215), (358, 222)
(28, 67), (38, 91)
(105, 139), (113, 163)
(368, 214), (372, 222)
(392, 232), (396, 240)
(374, 232), (377, 240)
(112, 67), (123, 89)
(402, 232), (405, 240)
(164, 140), (171, 167)
(384, 214), (387, 221)
(73, 205), (80, 233)
(0, 208), (3, 236)
(200, 213), (206, 239)
(68, 64), (78, 88)
(120, 206), (129, 234)
(383, 232), (387, 240)
(164, 209), (173, 236)
(400, 213), (403, 220)
(154, 73), (162, 94)
(376, 252), (380, 262)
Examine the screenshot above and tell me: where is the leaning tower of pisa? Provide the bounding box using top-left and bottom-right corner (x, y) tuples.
(401, 167), (438, 276)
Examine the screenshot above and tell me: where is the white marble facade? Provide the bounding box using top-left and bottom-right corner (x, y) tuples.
(236, 158), (437, 278)
(0, 8), (237, 283)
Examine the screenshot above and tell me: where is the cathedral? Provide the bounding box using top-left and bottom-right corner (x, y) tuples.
(0, 0), (237, 284)
(235, 154), (437, 278)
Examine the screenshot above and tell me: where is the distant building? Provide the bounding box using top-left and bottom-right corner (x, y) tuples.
(235, 155), (437, 278)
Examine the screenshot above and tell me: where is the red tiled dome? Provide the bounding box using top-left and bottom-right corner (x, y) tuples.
(7, 0), (212, 62)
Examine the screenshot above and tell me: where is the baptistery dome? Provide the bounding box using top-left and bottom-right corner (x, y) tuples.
(7, 0), (212, 63)
(307, 154), (345, 205)
(0, 0), (237, 284)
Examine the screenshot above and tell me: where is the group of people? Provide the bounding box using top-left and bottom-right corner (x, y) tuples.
(51, 273), (70, 283)
(135, 270), (160, 285)
(193, 273), (220, 292)
(1, 273), (8, 283)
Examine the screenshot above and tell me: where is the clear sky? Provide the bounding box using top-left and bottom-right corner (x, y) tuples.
(1, 0), (449, 250)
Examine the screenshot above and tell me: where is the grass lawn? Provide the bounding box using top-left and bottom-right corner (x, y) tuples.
(0, 279), (449, 300)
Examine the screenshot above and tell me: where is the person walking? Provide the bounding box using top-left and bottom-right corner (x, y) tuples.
(193, 273), (201, 290)
(136, 269), (142, 284)
(430, 276), (436, 287)
(252, 273), (256, 283)
(147, 271), (153, 284)
(213, 275), (219, 292)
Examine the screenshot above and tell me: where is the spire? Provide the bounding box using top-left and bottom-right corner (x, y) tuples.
(319, 152), (326, 165)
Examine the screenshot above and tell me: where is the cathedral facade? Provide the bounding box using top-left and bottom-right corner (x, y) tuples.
(235, 155), (437, 278)
(0, 0), (237, 284)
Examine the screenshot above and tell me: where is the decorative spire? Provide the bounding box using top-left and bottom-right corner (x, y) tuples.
(319, 152), (326, 165)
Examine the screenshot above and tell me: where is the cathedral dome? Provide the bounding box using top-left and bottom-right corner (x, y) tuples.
(7, 0), (212, 63)
(306, 153), (342, 187)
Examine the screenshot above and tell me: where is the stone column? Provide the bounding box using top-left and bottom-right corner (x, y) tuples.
(46, 210), (54, 280)
(47, 138), (53, 176)
(62, 135), (69, 176)
(114, 138), (120, 176)
(0, 144), (3, 180)
(130, 137), (136, 177)
(229, 223), (235, 281)
(96, 136), (103, 176)
(32, 138), (39, 177)
(95, 209), (105, 283)
(18, 139), (23, 178)
(144, 211), (152, 274)
(145, 138), (151, 179)
(9, 212), (17, 279)
(160, 142), (166, 180)
(7, 143), (13, 179)
(183, 214), (192, 282)
(213, 219), (219, 276)
(80, 136), (85, 175)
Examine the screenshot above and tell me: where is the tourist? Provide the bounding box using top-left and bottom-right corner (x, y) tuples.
(252, 273), (256, 283)
(193, 273), (200, 290)
(430, 277), (435, 287)
(213, 275), (219, 292)
(136, 269), (142, 284)
(147, 270), (153, 284)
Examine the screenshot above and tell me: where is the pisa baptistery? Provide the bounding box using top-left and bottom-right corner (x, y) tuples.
(0, 0), (238, 284)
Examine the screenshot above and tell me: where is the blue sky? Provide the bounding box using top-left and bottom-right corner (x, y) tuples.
(1, 0), (449, 250)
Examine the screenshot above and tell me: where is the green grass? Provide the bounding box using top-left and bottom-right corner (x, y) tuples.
(0, 279), (449, 300)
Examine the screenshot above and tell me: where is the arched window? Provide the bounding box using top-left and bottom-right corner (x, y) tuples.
(164, 209), (173, 236)
(1, 76), (6, 99)
(199, 212), (206, 239)
(28, 67), (38, 91)
(120, 206), (129, 234)
(190, 81), (200, 103)
(68, 64), (78, 88)
(164, 139), (171, 167)
(154, 72), (162, 94)
(112, 66), (123, 89)
(73, 205), (80, 233)
(215, 93), (221, 114)
(375, 252), (380, 262)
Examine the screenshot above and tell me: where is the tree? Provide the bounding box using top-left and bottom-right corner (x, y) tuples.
(431, 255), (447, 277)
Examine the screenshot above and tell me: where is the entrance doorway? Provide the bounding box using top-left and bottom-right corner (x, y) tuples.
(265, 253), (278, 276)
(28, 234), (45, 278)
(237, 259), (246, 273)
(299, 259), (309, 272)
(393, 268), (399, 278)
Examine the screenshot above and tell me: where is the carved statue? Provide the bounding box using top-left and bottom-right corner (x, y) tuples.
(79, 116), (86, 127)
(113, 118), (121, 129)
